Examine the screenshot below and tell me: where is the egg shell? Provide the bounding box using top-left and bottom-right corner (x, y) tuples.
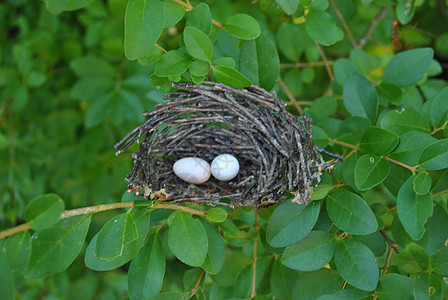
(211, 154), (240, 181)
(173, 157), (211, 184)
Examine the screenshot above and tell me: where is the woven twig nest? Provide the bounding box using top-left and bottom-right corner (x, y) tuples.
(114, 81), (341, 207)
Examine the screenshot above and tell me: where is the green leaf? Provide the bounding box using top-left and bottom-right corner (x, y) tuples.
(168, 211), (208, 267)
(430, 87), (448, 127)
(162, 0), (185, 28)
(44, 0), (69, 14)
(397, 176), (433, 240)
(413, 172), (431, 195)
(0, 231), (31, 276)
(305, 10), (344, 46)
(432, 247), (448, 275)
(70, 77), (114, 101)
(275, 0), (300, 15)
(147, 292), (188, 300)
(381, 48), (434, 88)
(24, 194), (64, 230)
(212, 65), (252, 88)
(292, 269), (343, 300)
(239, 34), (280, 91)
(155, 50), (191, 76)
(95, 211), (138, 260)
(334, 239), (379, 291)
(183, 26), (213, 61)
(212, 252), (252, 287)
(311, 96), (337, 119)
(354, 154), (390, 191)
(223, 14), (261, 40)
(266, 200), (320, 247)
(376, 273), (414, 300)
(189, 60), (210, 77)
(326, 190), (378, 235)
(310, 183), (331, 201)
(270, 259), (299, 300)
(277, 23), (313, 62)
(396, 0), (415, 25)
(376, 83), (402, 105)
(333, 58), (360, 86)
(388, 131), (437, 166)
(281, 231), (336, 271)
(352, 231), (387, 257)
(70, 56), (115, 78)
(380, 108), (430, 135)
(26, 214), (91, 279)
(213, 57), (236, 67)
(343, 74), (378, 123)
(206, 207), (228, 223)
(395, 243), (429, 274)
(0, 255), (14, 300)
(414, 273), (444, 300)
(311, 126), (330, 148)
(417, 203), (448, 255)
(138, 46), (164, 65)
(85, 210), (150, 271)
(200, 219), (225, 274)
(418, 139), (448, 170)
(359, 127), (399, 155)
(185, 2), (212, 33)
(124, 0), (164, 60)
(128, 233), (165, 300)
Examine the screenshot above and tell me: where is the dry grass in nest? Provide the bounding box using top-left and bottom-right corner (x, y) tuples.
(114, 81), (342, 207)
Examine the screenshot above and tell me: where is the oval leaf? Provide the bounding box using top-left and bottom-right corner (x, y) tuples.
(281, 231), (336, 271)
(334, 239), (379, 291)
(0, 231), (31, 276)
(388, 131), (437, 166)
(206, 207), (228, 223)
(212, 65), (252, 88)
(397, 176), (433, 240)
(275, 0), (300, 15)
(0, 255), (14, 300)
(381, 48), (434, 88)
(418, 139), (448, 170)
(292, 269), (343, 299)
(305, 10), (344, 46)
(25, 214), (91, 279)
(128, 233), (165, 300)
(413, 172), (431, 195)
(24, 194), (64, 230)
(155, 50), (191, 77)
(266, 200), (320, 247)
(376, 273), (414, 299)
(183, 26), (213, 61)
(185, 2), (212, 33)
(124, 0), (164, 60)
(223, 14), (261, 40)
(200, 219), (225, 274)
(430, 87), (448, 127)
(168, 211), (208, 267)
(359, 126), (399, 155)
(343, 74), (378, 123)
(380, 108), (430, 135)
(354, 154), (390, 191)
(326, 190), (378, 235)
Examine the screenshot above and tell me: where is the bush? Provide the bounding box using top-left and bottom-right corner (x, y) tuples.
(1, 0), (448, 299)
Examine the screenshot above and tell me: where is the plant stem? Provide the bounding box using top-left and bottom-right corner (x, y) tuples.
(314, 41), (334, 81)
(155, 43), (167, 53)
(329, 139), (360, 150)
(190, 269), (205, 296)
(330, 0), (358, 48)
(251, 209), (259, 299)
(171, 0), (225, 30)
(433, 189), (448, 197)
(358, 7), (389, 48)
(0, 202), (206, 239)
(280, 61), (335, 68)
(430, 121), (447, 135)
(379, 230), (399, 254)
(278, 78), (304, 114)
(383, 156), (422, 173)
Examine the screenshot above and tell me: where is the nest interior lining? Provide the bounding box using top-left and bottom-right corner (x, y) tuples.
(114, 81), (341, 207)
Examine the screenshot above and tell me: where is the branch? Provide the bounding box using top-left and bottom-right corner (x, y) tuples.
(433, 189), (448, 197)
(190, 269), (205, 296)
(358, 7), (389, 48)
(430, 121), (447, 135)
(0, 201), (206, 239)
(379, 229), (399, 254)
(171, 0), (225, 30)
(329, 139), (360, 151)
(280, 61), (335, 68)
(314, 41), (334, 81)
(330, 0), (358, 48)
(383, 156), (422, 173)
(251, 209), (259, 299)
(278, 78), (304, 114)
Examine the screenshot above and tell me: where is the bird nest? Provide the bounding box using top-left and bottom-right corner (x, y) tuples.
(114, 81), (342, 207)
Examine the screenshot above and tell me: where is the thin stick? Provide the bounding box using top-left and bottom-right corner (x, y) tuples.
(251, 209), (259, 299)
(430, 121), (447, 135)
(280, 61), (335, 68)
(383, 156), (421, 173)
(379, 230), (399, 254)
(190, 269), (205, 296)
(330, 139), (360, 150)
(358, 8), (389, 48)
(381, 246), (394, 276)
(330, 0), (358, 48)
(341, 281), (348, 289)
(0, 202), (206, 239)
(314, 41), (334, 81)
(433, 189), (448, 197)
(277, 78), (304, 114)
(155, 43), (167, 53)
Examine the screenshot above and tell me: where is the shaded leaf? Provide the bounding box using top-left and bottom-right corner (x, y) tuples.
(292, 269), (343, 300)
(270, 259), (299, 300)
(223, 14), (261, 40)
(212, 65), (252, 88)
(343, 74), (378, 123)
(200, 219), (225, 274)
(418, 139), (448, 170)
(359, 126), (399, 155)
(0, 231), (31, 276)
(212, 252), (252, 287)
(184, 26), (213, 61)
(24, 194), (64, 230)
(354, 154), (390, 191)
(275, 0), (300, 15)
(376, 273), (414, 300)
(380, 108), (430, 135)
(0, 255), (14, 300)
(305, 10), (343, 46)
(185, 2), (212, 33)
(155, 50), (191, 76)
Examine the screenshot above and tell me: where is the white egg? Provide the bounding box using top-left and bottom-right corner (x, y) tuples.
(173, 157), (211, 184)
(211, 154), (239, 181)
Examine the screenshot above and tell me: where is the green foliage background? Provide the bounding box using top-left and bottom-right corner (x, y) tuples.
(1, 0), (448, 299)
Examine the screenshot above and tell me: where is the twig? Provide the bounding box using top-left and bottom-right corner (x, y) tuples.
(280, 61), (335, 68)
(383, 156), (422, 173)
(330, 0), (358, 48)
(433, 189), (448, 197)
(277, 78), (304, 114)
(341, 281), (348, 289)
(190, 269), (205, 296)
(251, 209), (259, 299)
(358, 8), (389, 48)
(329, 139), (360, 150)
(155, 43), (167, 53)
(171, 0), (225, 30)
(430, 121), (447, 135)
(381, 246), (394, 276)
(379, 230), (399, 254)
(0, 202), (206, 239)
(314, 41), (334, 81)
